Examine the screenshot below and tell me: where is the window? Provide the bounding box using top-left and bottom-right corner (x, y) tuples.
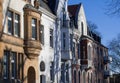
(40, 25), (44, 45)
(88, 73), (90, 83)
(14, 13), (20, 36)
(11, 52), (17, 79)
(63, 32), (66, 49)
(81, 22), (84, 35)
(50, 62), (54, 82)
(74, 70), (76, 83)
(63, 11), (66, 27)
(50, 29), (53, 48)
(91, 73), (92, 83)
(32, 18), (37, 39)
(83, 46), (86, 59)
(83, 72), (86, 83)
(61, 63), (65, 82)
(78, 43), (80, 59)
(3, 51), (9, 79)
(18, 53), (24, 80)
(3, 50), (23, 81)
(66, 64), (69, 82)
(7, 10), (13, 34)
(7, 10), (20, 37)
(70, 34), (72, 51)
(88, 45), (92, 60)
(40, 75), (46, 83)
(78, 71), (80, 83)
(73, 42), (75, 58)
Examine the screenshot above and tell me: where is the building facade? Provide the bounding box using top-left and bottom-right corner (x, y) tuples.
(0, 0), (111, 83)
(68, 3), (112, 83)
(0, 0), (42, 83)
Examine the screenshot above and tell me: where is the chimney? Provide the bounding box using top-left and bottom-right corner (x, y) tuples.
(34, 0), (40, 9)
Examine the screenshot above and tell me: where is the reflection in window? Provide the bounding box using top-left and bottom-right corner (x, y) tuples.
(32, 18), (37, 39)
(14, 14), (20, 36)
(8, 10), (13, 34)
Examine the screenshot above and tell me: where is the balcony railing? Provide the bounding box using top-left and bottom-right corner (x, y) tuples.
(104, 56), (112, 64)
(61, 50), (72, 60)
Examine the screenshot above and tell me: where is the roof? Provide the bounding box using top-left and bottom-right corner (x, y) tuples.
(68, 4), (80, 16)
(39, 0), (53, 13)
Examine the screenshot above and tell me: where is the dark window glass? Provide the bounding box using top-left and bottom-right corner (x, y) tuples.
(50, 29), (53, 47)
(78, 43), (80, 59)
(50, 62), (54, 81)
(74, 70), (76, 83)
(11, 52), (17, 79)
(14, 14), (20, 36)
(3, 51), (10, 79)
(81, 22), (84, 35)
(63, 33), (66, 49)
(8, 11), (13, 34)
(40, 25), (44, 45)
(66, 64), (69, 82)
(78, 71), (80, 83)
(32, 18), (37, 39)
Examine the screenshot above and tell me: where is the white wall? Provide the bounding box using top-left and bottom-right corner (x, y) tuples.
(77, 4), (88, 36)
(39, 13), (55, 82)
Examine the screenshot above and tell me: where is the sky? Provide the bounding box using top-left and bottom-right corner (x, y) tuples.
(68, 0), (120, 46)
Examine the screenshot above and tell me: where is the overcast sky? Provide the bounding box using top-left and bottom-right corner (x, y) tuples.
(68, 0), (120, 46)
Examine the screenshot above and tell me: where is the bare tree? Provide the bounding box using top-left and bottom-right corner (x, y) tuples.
(108, 33), (120, 73)
(105, 0), (120, 16)
(87, 21), (101, 37)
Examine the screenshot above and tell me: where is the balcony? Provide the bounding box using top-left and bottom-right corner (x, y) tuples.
(61, 50), (72, 60)
(80, 59), (92, 70)
(104, 70), (112, 79)
(104, 56), (112, 64)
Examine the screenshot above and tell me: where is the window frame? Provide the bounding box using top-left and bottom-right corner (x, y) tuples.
(14, 13), (20, 37)
(40, 25), (44, 45)
(7, 9), (21, 37)
(31, 18), (37, 40)
(50, 29), (53, 48)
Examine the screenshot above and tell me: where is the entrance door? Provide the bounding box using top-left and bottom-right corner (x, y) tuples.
(28, 67), (36, 83)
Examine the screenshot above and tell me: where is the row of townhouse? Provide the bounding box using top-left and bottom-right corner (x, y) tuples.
(0, 0), (112, 83)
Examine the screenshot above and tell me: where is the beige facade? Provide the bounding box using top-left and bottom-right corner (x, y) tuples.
(0, 0), (42, 83)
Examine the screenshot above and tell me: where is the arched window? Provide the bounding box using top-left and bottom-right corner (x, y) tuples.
(40, 61), (45, 71)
